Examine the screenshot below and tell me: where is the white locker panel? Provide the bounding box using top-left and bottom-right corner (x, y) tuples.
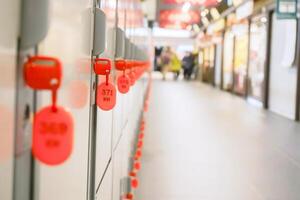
(112, 78), (149, 200)
(0, 0), (150, 199)
(96, 165), (113, 200)
(0, 0), (20, 199)
(37, 1), (94, 200)
(95, 0), (150, 198)
(95, 0), (117, 187)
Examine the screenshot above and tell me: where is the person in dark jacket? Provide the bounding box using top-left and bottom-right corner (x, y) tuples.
(182, 52), (194, 80)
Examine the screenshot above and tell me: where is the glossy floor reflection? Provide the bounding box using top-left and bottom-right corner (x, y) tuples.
(136, 79), (300, 200)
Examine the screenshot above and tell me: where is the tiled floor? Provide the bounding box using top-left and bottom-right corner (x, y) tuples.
(136, 80), (300, 200)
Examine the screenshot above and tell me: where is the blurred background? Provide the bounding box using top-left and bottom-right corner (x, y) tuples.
(1, 0), (300, 199)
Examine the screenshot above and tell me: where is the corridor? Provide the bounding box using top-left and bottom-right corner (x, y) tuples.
(136, 80), (300, 200)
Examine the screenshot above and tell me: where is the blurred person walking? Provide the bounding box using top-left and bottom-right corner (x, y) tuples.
(182, 51), (195, 80)
(154, 47), (163, 72)
(169, 51), (181, 80)
(160, 47), (172, 80)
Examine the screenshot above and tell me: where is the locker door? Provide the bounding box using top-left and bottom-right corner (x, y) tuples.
(36, 1), (94, 200)
(0, 0), (20, 199)
(113, 0), (151, 198)
(94, 0), (116, 199)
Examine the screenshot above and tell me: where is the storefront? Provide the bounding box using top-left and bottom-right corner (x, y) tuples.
(208, 45), (216, 84)
(222, 29), (234, 90)
(232, 20), (249, 95)
(247, 14), (268, 104)
(196, 0), (300, 120)
(196, 49), (204, 80)
(214, 41), (223, 88)
(202, 46), (211, 82)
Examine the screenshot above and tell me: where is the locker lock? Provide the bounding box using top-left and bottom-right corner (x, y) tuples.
(93, 58), (111, 75)
(24, 56), (62, 91)
(123, 193), (134, 200)
(115, 59), (126, 71)
(126, 60), (134, 69)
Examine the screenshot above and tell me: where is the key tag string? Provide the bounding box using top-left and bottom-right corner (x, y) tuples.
(51, 89), (58, 112)
(105, 71), (109, 86)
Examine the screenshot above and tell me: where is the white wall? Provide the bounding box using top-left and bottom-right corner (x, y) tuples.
(269, 13), (298, 119)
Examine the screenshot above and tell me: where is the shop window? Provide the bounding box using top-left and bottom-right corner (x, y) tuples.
(233, 21), (249, 95)
(222, 30), (234, 90)
(248, 16), (267, 102)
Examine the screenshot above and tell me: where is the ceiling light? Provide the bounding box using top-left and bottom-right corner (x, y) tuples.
(193, 24), (200, 32)
(182, 2), (191, 12)
(261, 17), (267, 23)
(202, 17), (209, 26)
(186, 25), (193, 31)
(210, 8), (220, 20)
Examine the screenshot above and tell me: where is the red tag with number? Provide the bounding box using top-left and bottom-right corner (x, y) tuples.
(32, 106), (74, 165)
(117, 75), (130, 94)
(97, 82), (116, 111)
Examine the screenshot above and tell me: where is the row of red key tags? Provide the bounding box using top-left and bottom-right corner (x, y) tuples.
(123, 80), (151, 200)
(23, 56), (150, 166)
(94, 58), (150, 111)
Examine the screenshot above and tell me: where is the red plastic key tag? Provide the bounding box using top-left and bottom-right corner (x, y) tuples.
(32, 106), (74, 165)
(117, 75), (130, 94)
(97, 82), (116, 111)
